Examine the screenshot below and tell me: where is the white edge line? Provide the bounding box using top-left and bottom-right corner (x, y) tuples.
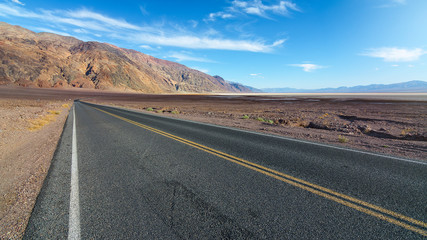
(69, 105), (81, 240)
(85, 102), (427, 166)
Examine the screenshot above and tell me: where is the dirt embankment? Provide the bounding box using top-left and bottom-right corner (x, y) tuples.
(0, 99), (71, 239)
(88, 95), (426, 161)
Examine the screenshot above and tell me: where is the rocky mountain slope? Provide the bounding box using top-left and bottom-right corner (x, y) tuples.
(0, 22), (251, 93)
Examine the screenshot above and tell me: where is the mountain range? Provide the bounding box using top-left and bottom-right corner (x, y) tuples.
(0, 22), (252, 93)
(262, 80), (427, 93)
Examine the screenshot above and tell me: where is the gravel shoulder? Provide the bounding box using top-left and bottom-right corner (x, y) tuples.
(0, 98), (71, 239)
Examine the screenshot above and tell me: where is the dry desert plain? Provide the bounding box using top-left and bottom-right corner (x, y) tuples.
(0, 86), (426, 238)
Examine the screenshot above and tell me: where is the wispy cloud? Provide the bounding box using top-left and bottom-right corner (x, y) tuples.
(11, 0), (24, 6)
(140, 45), (155, 51)
(131, 33), (285, 52)
(188, 20), (198, 28)
(139, 6), (149, 16)
(289, 63), (325, 72)
(236, 0), (300, 18)
(167, 52), (214, 63)
(191, 66), (209, 73)
(0, 4), (118, 32)
(0, 3), (284, 53)
(250, 73), (264, 78)
(361, 47), (426, 62)
(377, 0), (407, 8)
(207, 0), (300, 21)
(206, 12), (234, 21)
(32, 27), (71, 36)
(65, 9), (142, 31)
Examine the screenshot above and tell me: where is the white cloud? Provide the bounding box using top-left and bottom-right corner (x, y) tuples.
(191, 66), (209, 73)
(168, 52), (214, 63)
(289, 63), (325, 72)
(188, 20), (198, 28)
(0, 4), (149, 32)
(0, 4), (37, 18)
(245, 7), (263, 16)
(33, 27), (71, 36)
(132, 33), (283, 52)
(361, 47), (426, 62)
(408, 64), (414, 68)
(0, 4), (110, 32)
(73, 28), (88, 34)
(250, 73), (264, 78)
(207, 0), (299, 21)
(272, 39), (286, 47)
(391, 64), (399, 67)
(11, 0), (24, 6)
(73, 28), (101, 37)
(0, 3), (284, 52)
(140, 45), (154, 50)
(206, 12), (234, 21)
(235, 0), (299, 18)
(65, 9), (142, 31)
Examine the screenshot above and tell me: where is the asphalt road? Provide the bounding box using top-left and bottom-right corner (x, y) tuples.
(25, 101), (427, 239)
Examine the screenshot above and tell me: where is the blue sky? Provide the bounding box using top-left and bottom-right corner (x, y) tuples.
(0, 0), (426, 89)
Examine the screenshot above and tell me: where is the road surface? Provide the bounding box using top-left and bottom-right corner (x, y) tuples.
(25, 101), (427, 239)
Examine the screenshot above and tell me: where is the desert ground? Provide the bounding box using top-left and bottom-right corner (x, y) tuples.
(0, 86), (426, 238)
(0, 89), (72, 239)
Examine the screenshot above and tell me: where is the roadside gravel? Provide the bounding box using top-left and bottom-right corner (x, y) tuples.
(0, 99), (71, 239)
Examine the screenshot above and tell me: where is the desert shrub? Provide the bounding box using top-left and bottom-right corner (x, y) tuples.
(256, 117), (265, 122)
(267, 119), (274, 124)
(400, 128), (414, 136)
(146, 107), (154, 111)
(28, 110), (60, 131)
(338, 135), (349, 143)
(171, 110), (179, 114)
(298, 120), (309, 128)
(156, 110), (163, 113)
(319, 113), (329, 119)
(48, 110), (60, 115)
(242, 115), (249, 119)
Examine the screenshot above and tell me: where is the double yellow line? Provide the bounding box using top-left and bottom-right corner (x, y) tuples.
(92, 105), (427, 236)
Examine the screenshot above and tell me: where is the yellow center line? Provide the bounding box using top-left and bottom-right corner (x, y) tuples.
(92, 105), (427, 236)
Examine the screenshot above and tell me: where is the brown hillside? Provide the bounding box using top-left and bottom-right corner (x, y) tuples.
(0, 22), (251, 93)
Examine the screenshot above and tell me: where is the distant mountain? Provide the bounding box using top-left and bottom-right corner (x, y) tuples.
(262, 81), (427, 93)
(0, 22), (252, 93)
(223, 78), (263, 93)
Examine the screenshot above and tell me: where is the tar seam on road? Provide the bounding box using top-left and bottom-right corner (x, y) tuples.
(69, 106), (81, 240)
(92, 105), (427, 237)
